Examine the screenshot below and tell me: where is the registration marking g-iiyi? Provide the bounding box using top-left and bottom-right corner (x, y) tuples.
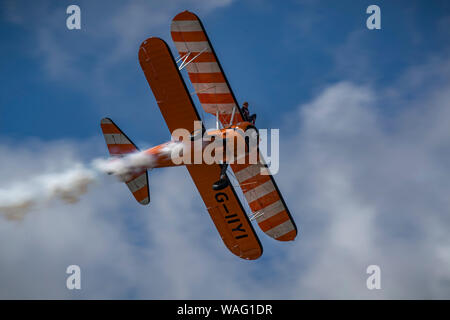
(215, 192), (248, 240)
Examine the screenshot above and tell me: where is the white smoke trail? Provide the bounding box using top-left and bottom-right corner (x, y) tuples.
(0, 164), (97, 220)
(0, 151), (154, 220)
(92, 151), (155, 182)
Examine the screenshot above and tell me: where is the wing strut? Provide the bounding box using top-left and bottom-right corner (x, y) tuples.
(176, 47), (207, 71)
(229, 106), (236, 127)
(216, 110), (219, 129)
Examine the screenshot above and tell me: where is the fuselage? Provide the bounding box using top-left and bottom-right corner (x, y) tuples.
(142, 121), (258, 168)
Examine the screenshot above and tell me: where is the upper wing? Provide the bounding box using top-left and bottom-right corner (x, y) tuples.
(170, 11), (298, 242)
(138, 37), (262, 259)
(170, 11), (245, 126)
(139, 37), (201, 133)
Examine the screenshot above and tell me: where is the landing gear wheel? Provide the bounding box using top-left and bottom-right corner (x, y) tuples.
(212, 178), (229, 191)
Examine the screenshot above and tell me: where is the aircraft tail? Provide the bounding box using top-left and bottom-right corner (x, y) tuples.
(100, 118), (150, 205)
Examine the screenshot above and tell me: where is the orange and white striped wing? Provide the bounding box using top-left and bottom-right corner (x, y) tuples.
(100, 118), (150, 205)
(171, 11), (244, 126)
(171, 11), (297, 241)
(231, 156), (297, 242)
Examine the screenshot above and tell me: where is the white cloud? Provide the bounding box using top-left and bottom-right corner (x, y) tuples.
(0, 139), (263, 299)
(2, 0), (233, 83)
(278, 59), (450, 298)
(2, 64), (450, 298)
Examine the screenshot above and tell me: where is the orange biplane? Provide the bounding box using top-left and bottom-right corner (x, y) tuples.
(100, 11), (297, 260)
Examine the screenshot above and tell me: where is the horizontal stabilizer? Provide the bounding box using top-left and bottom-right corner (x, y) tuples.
(100, 118), (150, 205)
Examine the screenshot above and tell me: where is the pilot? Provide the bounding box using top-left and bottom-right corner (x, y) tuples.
(241, 102), (256, 125)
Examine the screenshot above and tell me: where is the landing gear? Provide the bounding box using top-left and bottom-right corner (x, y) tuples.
(212, 163), (229, 190)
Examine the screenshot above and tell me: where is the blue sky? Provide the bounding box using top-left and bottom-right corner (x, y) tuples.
(1, 0), (450, 299)
(1, 0), (448, 141)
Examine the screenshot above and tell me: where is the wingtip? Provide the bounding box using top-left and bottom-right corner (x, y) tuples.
(140, 36), (165, 48)
(275, 230), (298, 242)
(139, 197), (150, 205)
(101, 117), (113, 124)
(172, 10), (199, 21)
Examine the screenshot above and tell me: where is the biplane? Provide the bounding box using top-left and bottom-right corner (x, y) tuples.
(100, 11), (297, 260)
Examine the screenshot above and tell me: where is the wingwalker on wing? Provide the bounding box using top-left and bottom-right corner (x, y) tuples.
(100, 11), (297, 260)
